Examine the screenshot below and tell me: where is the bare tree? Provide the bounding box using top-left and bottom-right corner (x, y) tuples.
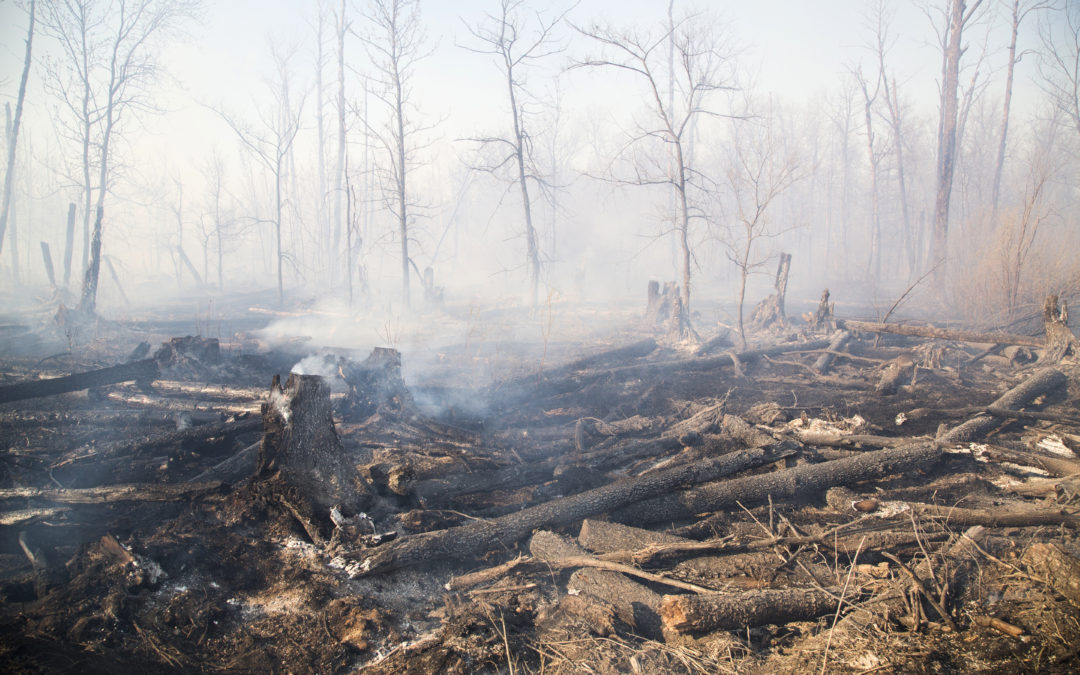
(723, 104), (801, 350)
(852, 65), (884, 281)
(574, 11), (739, 313)
(865, 0), (916, 277)
(333, 0), (349, 285)
(926, 0), (986, 276)
(211, 45), (306, 306)
(462, 0), (570, 308)
(0, 0), (35, 267)
(823, 76), (859, 278)
(40, 0), (199, 314)
(361, 0), (430, 309)
(1037, 1), (1080, 138)
(991, 0), (1051, 219)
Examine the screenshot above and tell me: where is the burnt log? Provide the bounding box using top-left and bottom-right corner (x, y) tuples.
(838, 319), (1043, 347)
(612, 443), (940, 526)
(578, 519), (688, 554)
(257, 374), (373, 540)
(0, 358), (159, 404)
(812, 330), (850, 374)
(660, 586), (841, 635)
(0, 481), (223, 504)
(348, 445), (789, 576)
(938, 368), (1066, 444)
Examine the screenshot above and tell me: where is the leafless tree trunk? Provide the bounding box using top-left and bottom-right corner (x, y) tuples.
(362, 0), (429, 309)
(210, 46), (306, 307)
(463, 0), (569, 309)
(41, 0), (198, 314)
(724, 104), (801, 350)
(931, 0), (985, 277)
(853, 66), (882, 281)
(1036, 2), (1080, 138)
(0, 0), (35, 266)
(334, 0), (349, 284)
(990, 1), (1050, 219)
(574, 11), (740, 314)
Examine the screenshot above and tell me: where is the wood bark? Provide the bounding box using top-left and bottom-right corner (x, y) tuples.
(0, 0), (34, 261)
(1041, 295), (1078, 362)
(257, 373), (372, 518)
(1023, 542), (1080, 607)
(660, 586), (841, 634)
(578, 518), (688, 554)
(611, 443), (940, 526)
(838, 319), (1043, 347)
(813, 330), (850, 374)
(347, 445), (786, 576)
(938, 368), (1066, 444)
(0, 358), (158, 404)
(0, 481), (223, 504)
(568, 567), (664, 640)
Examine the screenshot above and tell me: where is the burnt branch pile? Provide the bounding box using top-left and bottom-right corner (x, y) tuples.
(1, 301), (1079, 673)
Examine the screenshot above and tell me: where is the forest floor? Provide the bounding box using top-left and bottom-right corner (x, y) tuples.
(0, 290), (1078, 673)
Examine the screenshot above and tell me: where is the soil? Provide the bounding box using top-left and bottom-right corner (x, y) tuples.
(1, 294), (1078, 673)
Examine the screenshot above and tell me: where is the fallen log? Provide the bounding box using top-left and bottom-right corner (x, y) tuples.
(82, 415), (261, 461)
(875, 355), (913, 395)
(838, 319), (1043, 348)
(938, 368), (1067, 444)
(578, 519), (687, 554)
(0, 481), (223, 504)
(660, 586), (841, 635)
(903, 503), (1080, 529)
(567, 567), (664, 640)
(0, 358), (159, 404)
(612, 443), (940, 526)
(347, 445), (790, 576)
(813, 330), (850, 375)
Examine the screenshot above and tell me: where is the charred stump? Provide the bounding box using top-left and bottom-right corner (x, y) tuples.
(751, 252), (792, 329)
(338, 347), (413, 419)
(1042, 295), (1078, 363)
(256, 374), (373, 543)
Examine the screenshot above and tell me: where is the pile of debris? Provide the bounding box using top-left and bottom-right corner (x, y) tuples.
(1, 295), (1078, 672)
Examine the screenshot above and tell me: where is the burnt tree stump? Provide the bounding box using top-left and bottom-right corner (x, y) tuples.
(752, 252), (792, 329)
(1042, 295), (1078, 363)
(257, 374), (373, 542)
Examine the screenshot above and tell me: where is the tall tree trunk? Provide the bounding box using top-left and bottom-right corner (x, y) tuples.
(396, 74), (409, 309)
(675, 141), (692, 311)
(275, 154), (284, 306)
(857, 72), (881, 281)
(0, 0), (34, 263)
(63, 202), (75, 286)
(315, 7), (329, 285)
(334, 0), (346, 278)
(932, 0), (973, 276)
(507, 65), (539, 309)
(990, 0), (1021, 222)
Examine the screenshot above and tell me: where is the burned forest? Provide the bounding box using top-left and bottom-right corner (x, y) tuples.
(3, 0), (1080, 672)
(0, 286), (1078, 673)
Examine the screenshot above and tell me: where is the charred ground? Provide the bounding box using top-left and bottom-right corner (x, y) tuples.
(0, 291), (1079, 674)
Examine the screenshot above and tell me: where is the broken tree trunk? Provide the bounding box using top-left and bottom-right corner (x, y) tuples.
(256, 374), (373, 540)
(0, 481), (223, 504)
(813, 330), (850, 374)
(348, 445), (789, 576)
(1041, 295), (1078, 362)
(578, 518), (687, 554)
(612, 442), (940, 526)
(751, 252), (791, 328)
(0, 358), (159, 404)
(838, 319), (1043, 348)
(660, 586), (842, 635)
(938, 368), (1066, 444)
